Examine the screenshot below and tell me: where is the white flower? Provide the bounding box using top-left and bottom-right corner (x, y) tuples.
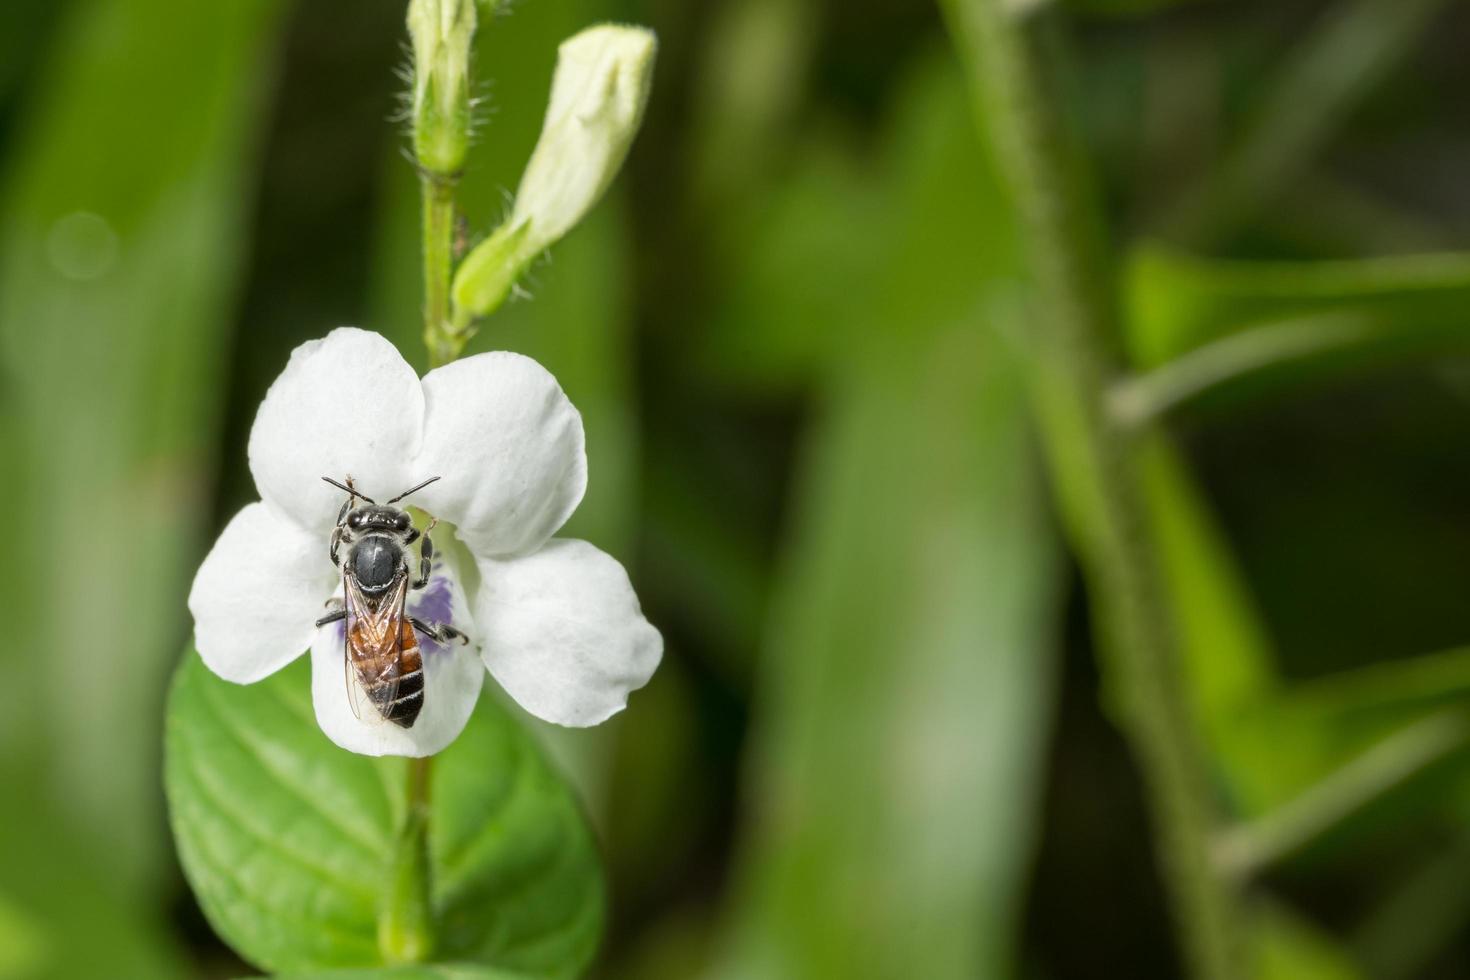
(187, 328), (662, 757)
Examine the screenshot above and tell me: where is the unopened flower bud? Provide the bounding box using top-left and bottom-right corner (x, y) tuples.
(513, 24), (656, 245)
(451, 24), (656, 321)
(407, 0), (477, 177)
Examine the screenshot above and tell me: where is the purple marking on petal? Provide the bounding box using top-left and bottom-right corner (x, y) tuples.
(408, 564), (457, 658)
(333, 619), (345, 645)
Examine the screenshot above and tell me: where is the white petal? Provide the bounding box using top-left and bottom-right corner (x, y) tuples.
(248, 328), (424, 535)
(189, 502), (337, 684)
(474, 539), (661, 727)
(309, 564), (482, 757)
(412, 352), (586, 557)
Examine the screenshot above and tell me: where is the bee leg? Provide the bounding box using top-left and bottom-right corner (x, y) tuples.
(410, 616), (469, 646)
(330, 524), (354, 566)
(315, 608), (347, 628)
(412, 525), (437, 590)
(328, 489), (362, 566)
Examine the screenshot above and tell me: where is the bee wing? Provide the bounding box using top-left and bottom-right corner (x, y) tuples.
(342, 577), (373, 722)
(343, 602), (364, 723)
(344, 573), (411, 721)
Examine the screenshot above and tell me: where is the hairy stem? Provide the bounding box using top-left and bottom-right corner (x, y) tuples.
(939, 3), (1242, 977)
(422, 177), (458, 368)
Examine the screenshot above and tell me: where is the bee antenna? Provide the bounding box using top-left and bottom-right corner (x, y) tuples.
(322, 475), (376, 504)
(387, 475), (441, 504)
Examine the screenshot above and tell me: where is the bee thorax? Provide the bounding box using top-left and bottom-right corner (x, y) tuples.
(350, 535), (402, 591)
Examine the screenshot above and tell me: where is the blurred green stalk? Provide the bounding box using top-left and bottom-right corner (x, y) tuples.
(939, 3), (1242, 978)
(1213, 711), (1470, 880)
(380, 757), (436, 963)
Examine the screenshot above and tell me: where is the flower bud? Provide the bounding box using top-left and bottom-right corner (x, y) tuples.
(407, 0), (477, 177)
(451, 24), (656, 321)
(513, 24), (656, 245)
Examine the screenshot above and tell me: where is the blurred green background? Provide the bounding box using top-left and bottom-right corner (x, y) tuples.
(6, 0), (1470, 976)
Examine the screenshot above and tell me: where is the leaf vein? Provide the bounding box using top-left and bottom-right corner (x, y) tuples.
(178, 737), (380, 903)
(198, 675), (388, 854)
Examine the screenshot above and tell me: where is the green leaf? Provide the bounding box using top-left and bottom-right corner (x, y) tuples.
(275, 965), (537, 979)
(710, 55), (1058, 980)
(1135, 435), (1276, 783)
(714, 326), (1057, 980)
(165, 653), (603, 977)
(1136, 428), (1470, 867)
(1124, 247), (1470, 373)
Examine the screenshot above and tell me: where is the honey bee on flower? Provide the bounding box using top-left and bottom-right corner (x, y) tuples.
(188, 328), (662, 756)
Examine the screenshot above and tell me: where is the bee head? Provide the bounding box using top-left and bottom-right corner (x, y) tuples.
(347, 504), (413, 535)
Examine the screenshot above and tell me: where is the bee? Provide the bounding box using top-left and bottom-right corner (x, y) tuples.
(314, 475), (468, 728)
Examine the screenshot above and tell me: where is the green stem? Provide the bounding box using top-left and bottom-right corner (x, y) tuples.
(1294, 645), (1470, 717)
(422, 176), (458, 368)
(410, 753), (432, 808)
(1108, 312), (1377, 426)
(394, 156), (461, 968)
(940, 3), (1241, 977)
(384, 159), (457, 970)
(379, 756), (436, 963)
(1213, 711), (1469, 879)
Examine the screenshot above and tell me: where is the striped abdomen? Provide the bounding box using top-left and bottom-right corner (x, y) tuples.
(348, 615), (425, 728)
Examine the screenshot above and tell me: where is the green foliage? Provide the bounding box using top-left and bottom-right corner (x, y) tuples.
(7, 0), (1470, 973)
(165, 653), (603, 977)
(1251, 901), (1363, 980)
(709, 55), (1058, 979)
(1126, 250), (1470, 827)
(0, 0), (285, 974)
(1119, 246), (1470, 423)
(1157, 0), (1451, 247)
(1127, 246), (1470, 371)
(276, 967), (535, 979)
(0, 0), (284, 889)
(0, 801), (189, 980)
